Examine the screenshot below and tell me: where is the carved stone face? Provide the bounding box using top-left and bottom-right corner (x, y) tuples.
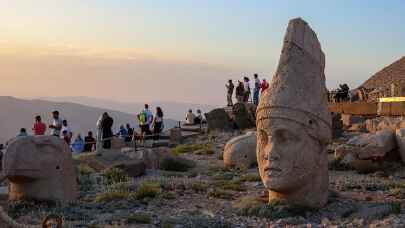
(257, 118), (322, 192)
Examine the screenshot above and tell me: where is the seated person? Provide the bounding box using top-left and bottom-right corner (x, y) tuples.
(71, 134), (84, 154)
(17, 128), (28, 138)
(62, 130), (71, 145)
(117, 125), (128, 138)
(125, 124), (134, 142)
(84, 131), (96, 152)
(185, 109), (196, 125)
(194, 109), (205, 124)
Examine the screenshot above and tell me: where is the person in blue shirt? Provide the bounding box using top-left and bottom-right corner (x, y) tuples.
(117, 125), (128, 138)
(16, 128), (28, 138)
(71, 134), (84, 154)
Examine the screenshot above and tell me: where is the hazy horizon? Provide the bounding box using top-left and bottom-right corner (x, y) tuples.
(1, 1), (404, 105)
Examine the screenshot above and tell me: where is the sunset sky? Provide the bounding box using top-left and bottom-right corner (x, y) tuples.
(1, 0), (404, 105)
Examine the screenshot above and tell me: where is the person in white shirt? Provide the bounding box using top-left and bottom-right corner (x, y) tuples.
(185, 109), (196, 125)
(62, 119), (73, 142)
(49, 111), (62, 137)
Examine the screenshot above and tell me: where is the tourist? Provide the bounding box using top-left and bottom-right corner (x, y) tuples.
(62, 119), (73, 142)
(32, 115), (46, 136)
(101, 112), (114, 149)
(243, 77), (251, 102)
(62, 130), (71, 145)
(185, 109), (196, 125)
(84, 131), (96, 152)
(117, 125), (128, 138)
(71, 134), (84, 154)
(261, 79), (269, 92)
(226, 80), (234, 106)
(16, 128), (28, 138)
(96, 113), (107, 151)
(49, 110), (62, 137)
(235, 81), (245, 103)
(138, 104), (153, 143)
(125, 123), (134, 142)
(152, 106), (164, 140)
(194, 109), (204, 124)
(253, 74), (261, 105)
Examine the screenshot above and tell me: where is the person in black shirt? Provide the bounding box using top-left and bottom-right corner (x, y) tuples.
(84, 131), (96, 152)
(101, 112), (114, 149)
(125, 123), (134, 142)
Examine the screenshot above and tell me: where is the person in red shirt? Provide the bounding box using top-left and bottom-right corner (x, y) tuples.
(261, 79), (269, 92)
(32, 115), (47, 135)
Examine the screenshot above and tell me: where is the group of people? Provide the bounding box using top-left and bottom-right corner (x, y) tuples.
(16, 110), (97, 153)
(137, 104), (164, 143)
(185, 109), (205, 125)
(226, 74), (269, 106)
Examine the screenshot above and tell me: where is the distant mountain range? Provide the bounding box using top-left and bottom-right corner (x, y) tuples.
(0, 96), (178, 144)
(39, 96), (218, 121)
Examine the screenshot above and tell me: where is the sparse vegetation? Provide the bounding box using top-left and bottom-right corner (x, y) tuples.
(159, 156), (196, 172)
(133, 181), (162, 200)
(171, 143), (213, 156)
(101, 168), (129, 185)
(240, 173), (261, 182)
(191, 182), (209, 193)
(95, 190), (130, 203)
(126, 212), (152, 224)
(78, 163), (95, 176)
(208, 188), (234, 199)
(214, 180), (245, 191)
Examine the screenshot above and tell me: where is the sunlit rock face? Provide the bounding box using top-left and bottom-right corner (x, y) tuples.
(256, 18), (332, 208)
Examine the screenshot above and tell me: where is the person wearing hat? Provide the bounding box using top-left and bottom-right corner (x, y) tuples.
(49, 110), (62, 137)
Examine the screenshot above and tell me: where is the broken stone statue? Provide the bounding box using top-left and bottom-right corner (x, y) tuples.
(223, 131), (257, 169)
(256, 18), (332, 208)
(2, 136), (78, 202)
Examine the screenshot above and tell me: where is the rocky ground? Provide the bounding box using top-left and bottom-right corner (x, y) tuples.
(2, 130), (405, 227)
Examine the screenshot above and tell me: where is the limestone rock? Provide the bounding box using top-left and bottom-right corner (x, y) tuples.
(256, 18), (331, 208)
(223, 131), (257, 169)
(112, 160), (146, 177)
(395, 128), (405, 163)
(111, 137), (127, 149)
(346, 130), (396, 159)
(169, 128), (183, 144)
(231, 103), (256, 130)
(205, 108), (233, 132)
(3, 136), (78, 201)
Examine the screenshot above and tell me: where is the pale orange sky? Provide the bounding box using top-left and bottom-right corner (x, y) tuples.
(1, 1), (404, 105)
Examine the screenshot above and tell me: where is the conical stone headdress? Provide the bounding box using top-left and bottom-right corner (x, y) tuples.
(256, 18), (331, 144)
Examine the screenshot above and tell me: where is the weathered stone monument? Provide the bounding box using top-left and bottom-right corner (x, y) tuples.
(3, 136), (77, 202)
(223, 131), (257, 169)
(256, 18), (332, 208)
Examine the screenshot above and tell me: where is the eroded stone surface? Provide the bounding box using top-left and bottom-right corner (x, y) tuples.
(3, 136), (78, 202)
(256, 18), (331, 208)
(223, 131), (256, 169)
(395, 128), (405, 163)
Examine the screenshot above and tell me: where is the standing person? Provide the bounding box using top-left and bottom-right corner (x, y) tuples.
(96, 113), (107, 151)
(235, 81), (245, 103)
(84, 131), (96, 152)
(152, 107), (164, 140)
(101, 112), (114, 149)
(185, 109), (196, 125)
(243, 77), (251, 102)
(32, 115), (46, 136)
(62, 130), (71, 145)
(49, 111), (62, 137)
(261, 79), (269, 93)
(125, 124), (134, 142)
(226, 80), (234, 106)
(138, 104), (153, 144)
(253, 74), (261, 105)
(62, 120), (73, 142)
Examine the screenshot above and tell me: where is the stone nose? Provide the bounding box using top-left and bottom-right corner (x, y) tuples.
(264, 140), (280, 161)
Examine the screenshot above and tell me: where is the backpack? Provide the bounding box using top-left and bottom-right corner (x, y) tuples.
(138, 111), (147, 125)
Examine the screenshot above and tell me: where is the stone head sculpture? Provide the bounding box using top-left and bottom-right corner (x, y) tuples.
(3, 136), (77, 202)
(256, 18), (331, 208)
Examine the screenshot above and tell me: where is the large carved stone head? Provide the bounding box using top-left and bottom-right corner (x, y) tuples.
(256, 18), (331, 208)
